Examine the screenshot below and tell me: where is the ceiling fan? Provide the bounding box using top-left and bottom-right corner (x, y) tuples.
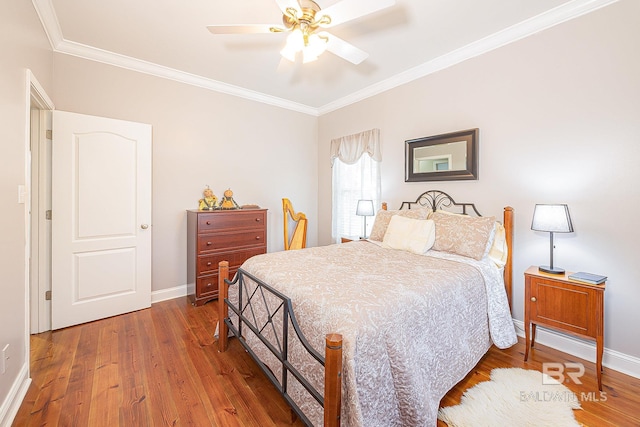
(207, 0), (396, 65)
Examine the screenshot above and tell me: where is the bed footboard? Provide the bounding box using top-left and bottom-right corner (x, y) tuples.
(218, 261), (342, 427)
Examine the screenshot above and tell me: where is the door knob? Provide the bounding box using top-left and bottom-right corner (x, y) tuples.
(141, 224), (149, 229)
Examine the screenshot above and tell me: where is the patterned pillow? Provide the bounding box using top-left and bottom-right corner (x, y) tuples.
(431, 211), (496, 260)
(369, 208), (432, 241)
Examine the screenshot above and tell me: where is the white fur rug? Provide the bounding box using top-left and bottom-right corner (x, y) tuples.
(438, 368), (582, 427)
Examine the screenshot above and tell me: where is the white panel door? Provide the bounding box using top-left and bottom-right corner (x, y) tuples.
(51, 111), (152, 330)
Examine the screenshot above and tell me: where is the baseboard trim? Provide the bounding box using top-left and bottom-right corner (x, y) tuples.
(151, 284), (187, 304)
(513, 319), (640, 380)
(0, 362), (31, 427)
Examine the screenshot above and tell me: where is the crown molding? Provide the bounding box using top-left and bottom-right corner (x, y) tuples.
(55, 39), (319, 115)
(317, 0), (619, 115)
(32, 0), (618, 117)
(31, 0), (64, 49)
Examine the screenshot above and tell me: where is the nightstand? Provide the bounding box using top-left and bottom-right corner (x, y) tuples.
(524, 266), (606, 390)
(340, 236), (365, 243)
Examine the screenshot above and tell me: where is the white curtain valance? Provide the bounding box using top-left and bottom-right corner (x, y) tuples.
(330, 128), (381, 166)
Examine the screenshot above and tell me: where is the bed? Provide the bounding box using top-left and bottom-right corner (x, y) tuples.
(217, 190), (517, 426)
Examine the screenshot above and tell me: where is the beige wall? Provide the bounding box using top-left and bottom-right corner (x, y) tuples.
(0, 0), (53, 419)
(319, 0), (640, 360)
(52, 54), (319, 293)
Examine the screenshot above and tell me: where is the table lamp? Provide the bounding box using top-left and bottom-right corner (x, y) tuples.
(531, 204), (574, 274)
(356, 199), (375, 239)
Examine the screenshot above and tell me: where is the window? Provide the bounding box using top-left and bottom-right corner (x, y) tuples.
(330, 129), (381, 242)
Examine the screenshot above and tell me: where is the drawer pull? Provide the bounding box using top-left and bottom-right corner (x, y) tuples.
(255, 217), (261, 222)
(206, 262), (212, 266)
(206, 221), (211, 225)
(255, 236), (261, 240)
(206, 241), (212, 246)
(531, 297), (537, 302)
(206, 282), (212, 287)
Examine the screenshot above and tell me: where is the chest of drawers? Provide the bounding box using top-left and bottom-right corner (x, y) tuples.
(187, 209), (267, 306)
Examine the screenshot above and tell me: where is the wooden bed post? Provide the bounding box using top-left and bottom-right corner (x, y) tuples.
(503, 207), (514, 313)
(218, 261), (229, 352)
(324, 333), (343, 427)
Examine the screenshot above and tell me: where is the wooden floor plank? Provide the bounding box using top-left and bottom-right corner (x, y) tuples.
(87, 316), (122, 427)
(136, 306), (182, 426)
(14, 297), (639, 427)
(57, 320), (100, 427)
(117, 311), (153, 427)
(27, 327), (81, 426)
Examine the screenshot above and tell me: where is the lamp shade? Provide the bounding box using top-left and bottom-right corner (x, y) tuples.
(356, 199), (375, 217)
(531, 204), (573, 233)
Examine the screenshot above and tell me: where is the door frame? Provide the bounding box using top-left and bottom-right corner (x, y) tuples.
(26, 70), (55, 338)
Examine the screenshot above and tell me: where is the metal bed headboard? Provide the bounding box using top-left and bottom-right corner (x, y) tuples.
(399, 190), (481, 216)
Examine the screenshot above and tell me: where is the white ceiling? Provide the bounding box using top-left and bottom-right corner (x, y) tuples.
(33, 0), (616, 115)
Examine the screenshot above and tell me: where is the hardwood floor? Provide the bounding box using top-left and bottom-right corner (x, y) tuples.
(15, 297), (640, 426)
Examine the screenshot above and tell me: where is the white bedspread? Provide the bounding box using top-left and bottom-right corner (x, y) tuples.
(228, 241), (517, 426)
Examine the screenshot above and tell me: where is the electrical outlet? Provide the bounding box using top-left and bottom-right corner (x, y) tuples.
(1, 344), (8, 374)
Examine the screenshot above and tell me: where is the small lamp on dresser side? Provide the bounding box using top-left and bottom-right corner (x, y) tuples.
(531, 203), (574, 274)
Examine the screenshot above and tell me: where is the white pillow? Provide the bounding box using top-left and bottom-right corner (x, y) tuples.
(369, 208), (432, 241)
(382, 215), (436, 254)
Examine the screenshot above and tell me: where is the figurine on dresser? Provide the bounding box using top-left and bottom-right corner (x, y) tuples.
(218, 188), (240, 209)
(198, 186), (218, 211)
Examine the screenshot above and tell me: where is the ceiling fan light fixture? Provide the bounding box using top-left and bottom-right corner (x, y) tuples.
(280, 45), (297, 62)
(302, 50), (318, 63)
(306, 33), (327, 56)
(288, 28), (305, 50)
(280, 28), (304, 62)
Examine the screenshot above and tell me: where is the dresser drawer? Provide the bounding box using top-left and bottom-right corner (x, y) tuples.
(197, 269), (238, 298)
(197, 275), (218, 298)
(198, 229), (266, 252)
(198, 210), (266, 232)
(197, 247), (265, 274)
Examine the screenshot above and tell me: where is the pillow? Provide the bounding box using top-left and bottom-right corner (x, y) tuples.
(382, 216), (436, 254)
(431, 211), (496, 260)
(369, 207), (432, 241)
(488, 222), (509, 268)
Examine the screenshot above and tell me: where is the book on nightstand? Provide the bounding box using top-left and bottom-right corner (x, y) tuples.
(568, 271), (607, 285)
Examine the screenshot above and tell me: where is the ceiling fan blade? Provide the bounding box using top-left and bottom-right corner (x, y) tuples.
(207, 25), (281, 34)
(321, 32), (368, 65)
(275, 0), (302, 18)
(319, 0), (396, 28)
